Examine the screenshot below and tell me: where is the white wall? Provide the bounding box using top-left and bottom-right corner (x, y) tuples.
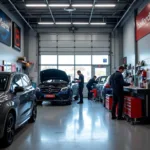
(0, 3), (24, 64)
(24, 29), (38, 82)
(123, 0), (150, 67)
(123, 14), (135, 66)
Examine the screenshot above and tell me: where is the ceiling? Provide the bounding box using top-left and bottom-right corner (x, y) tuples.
(1, 0), (135, 29)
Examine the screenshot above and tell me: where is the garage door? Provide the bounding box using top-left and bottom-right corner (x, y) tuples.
(39, 33), (110, 97)
(39, 33), (110, 55)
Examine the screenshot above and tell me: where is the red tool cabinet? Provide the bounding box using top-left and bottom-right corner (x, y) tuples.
(124, 96), (142, 119)
(106, 94), (113, 111)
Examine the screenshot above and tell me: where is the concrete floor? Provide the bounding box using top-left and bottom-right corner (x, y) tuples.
(1, 99), (150, 150)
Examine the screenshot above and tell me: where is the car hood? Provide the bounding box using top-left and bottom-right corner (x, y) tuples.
(40, 69), (69, 83)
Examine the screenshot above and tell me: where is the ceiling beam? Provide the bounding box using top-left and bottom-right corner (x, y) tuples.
(24, 15), (122, 19)
(2, 0), (132, 5)
(89, 0), (96, 23)
(113, 0), (136, 32)
(8, 0), (35, 31)
(69, 0), (73, 23)
(44, 0), (55, 23)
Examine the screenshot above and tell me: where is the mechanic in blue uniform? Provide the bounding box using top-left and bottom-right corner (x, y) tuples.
(75, 70), (84, 104)
(86, 76), (97, 100)
(110, 66), (130, 120)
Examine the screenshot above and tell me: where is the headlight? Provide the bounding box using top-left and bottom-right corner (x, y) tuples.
(61, 87), (68, 91)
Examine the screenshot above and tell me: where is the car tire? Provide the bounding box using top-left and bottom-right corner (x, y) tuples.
(37, 101), (42, 105)
(29, 105), (37, 123)
(2, 113), (15, 147)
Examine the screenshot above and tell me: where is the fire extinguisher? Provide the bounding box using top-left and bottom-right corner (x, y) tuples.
(141, 70), (147, 81)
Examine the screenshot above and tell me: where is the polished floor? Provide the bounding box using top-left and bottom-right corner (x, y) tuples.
(1, 99), (150, 150)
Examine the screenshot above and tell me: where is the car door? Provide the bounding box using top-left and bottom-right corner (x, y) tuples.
(11, 74), (28, 125)
(21, 74), (35, 116)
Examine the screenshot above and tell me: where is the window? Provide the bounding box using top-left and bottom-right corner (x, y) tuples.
(40, 66), (57, 71)
(75, 66), (91, 82)
(92, 55), (108, 65)
(58, 55), (74, 64)
(75, 55), (91, 64)
(58, 66), (74, 81)
(11, 75), (23, 91)
(41, 55), (57, 64)
(95, 68), (107, 77)
(21, 75), (31, 87)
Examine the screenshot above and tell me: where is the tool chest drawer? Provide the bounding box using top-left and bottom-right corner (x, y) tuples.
(124, 96), (142, 118)
(106, 94), (113, 111)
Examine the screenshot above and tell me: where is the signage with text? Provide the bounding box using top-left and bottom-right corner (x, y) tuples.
(136, 4), (150, 41)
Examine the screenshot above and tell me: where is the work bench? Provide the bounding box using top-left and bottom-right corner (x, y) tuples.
(124, 87), (150, 124)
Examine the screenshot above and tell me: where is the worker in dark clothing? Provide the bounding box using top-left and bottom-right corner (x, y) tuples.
(86, 76), (97, 100)
(75, 70), (84, 104)
(110, 66), (130, 120)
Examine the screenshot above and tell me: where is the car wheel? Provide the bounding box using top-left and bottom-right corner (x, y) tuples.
(29, 105), (37, 123)
(2, 113), (15, 147)
(37, 101), (42, 105)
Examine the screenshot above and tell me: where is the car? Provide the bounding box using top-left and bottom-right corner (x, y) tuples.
(95, 76), (108, 101)
(36, 69), (73, 105)
(0, 72), (37, 147)
(101, 76), (112, 107)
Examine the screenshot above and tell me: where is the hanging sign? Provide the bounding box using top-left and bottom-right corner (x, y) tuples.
(136, 3), (150, 41)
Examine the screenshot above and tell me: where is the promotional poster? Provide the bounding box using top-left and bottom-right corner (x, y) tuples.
(0, 9), (11, 46)
(136, 3), (150, 41)
(13, 22), (21, 51)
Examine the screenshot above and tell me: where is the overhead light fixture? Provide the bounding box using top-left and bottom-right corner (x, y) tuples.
(95, 4), (116, 7)
(72, 4), (93, 7)
(26, 4), (47, 7)
(64, 6), (76, 12)
(38, 22), (54, 25)
(56, 22), (71, 25)
(73, 22), (89, 25)
(90, 22), (106, 25)
(49, 4), (70, 7)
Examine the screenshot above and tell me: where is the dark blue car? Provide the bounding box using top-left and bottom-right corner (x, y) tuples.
(36, 69), (73, 105)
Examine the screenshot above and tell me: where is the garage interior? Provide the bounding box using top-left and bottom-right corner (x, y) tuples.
(1, 0), (150, 150)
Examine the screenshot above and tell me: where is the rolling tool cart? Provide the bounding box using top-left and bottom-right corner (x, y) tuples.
(124, 96), (142, 125)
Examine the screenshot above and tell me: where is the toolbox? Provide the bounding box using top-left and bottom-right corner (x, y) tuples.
(124, 96), (142, 124)
(106, 94), (113, 111)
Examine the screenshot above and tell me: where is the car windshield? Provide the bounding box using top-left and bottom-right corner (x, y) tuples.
(0, 75), (9, 91)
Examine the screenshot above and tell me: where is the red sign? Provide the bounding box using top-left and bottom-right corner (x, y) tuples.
(136, 4), (150, 41)
(13, 22), (21, 51)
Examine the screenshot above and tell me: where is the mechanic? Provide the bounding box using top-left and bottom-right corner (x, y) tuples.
(75, 70), (84, 104)
(110, 66), (130, 120)
(86, 76), (97, 100)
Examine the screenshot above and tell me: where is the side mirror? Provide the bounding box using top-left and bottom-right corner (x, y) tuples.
(14, 86), (24, 94)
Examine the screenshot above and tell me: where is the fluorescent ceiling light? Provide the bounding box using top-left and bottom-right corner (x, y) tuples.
(56, 22), (71, 25)
(72, 4), (92, 7)
(95, 4), (116, 7)
(26, 4), (47, 7)
(90, 22), (106, 25)
(73, 22), (89, 25)
(49, 4), (70, 7)
(38, 22), (54, 25)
